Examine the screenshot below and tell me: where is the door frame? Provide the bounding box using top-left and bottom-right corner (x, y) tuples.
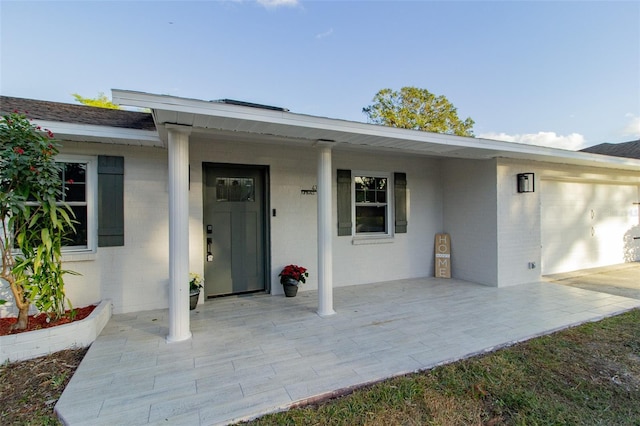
(202, 162), (271, 296)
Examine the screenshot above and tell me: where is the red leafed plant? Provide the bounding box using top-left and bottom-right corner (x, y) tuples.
(279, 264), (309, 284)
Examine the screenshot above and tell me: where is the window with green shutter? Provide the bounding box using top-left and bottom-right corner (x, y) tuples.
(98, 156), (124, 247)
(337, 169), (352, 236)
(394, 172), (407, 234)
(337, 169), (407, 237)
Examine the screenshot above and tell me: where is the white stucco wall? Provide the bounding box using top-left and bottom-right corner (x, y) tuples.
(442, 159), (499, 286)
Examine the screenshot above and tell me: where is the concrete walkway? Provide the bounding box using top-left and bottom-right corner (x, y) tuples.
(545, 262), (640, 300)
(56, 277), (640, 425)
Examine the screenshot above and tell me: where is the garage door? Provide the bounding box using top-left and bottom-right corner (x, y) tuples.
(541, 180), (638, 274)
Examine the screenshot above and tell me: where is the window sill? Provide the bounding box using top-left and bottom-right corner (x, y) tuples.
(61, 250), (97, 262)
(352, 236), (394, 245)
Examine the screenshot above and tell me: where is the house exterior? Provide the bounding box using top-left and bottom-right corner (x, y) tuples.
(2, 91), (639, 342)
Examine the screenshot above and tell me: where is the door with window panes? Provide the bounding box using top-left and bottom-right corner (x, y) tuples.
(203, 164), (266, 297)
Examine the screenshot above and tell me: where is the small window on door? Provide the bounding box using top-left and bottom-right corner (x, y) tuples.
(216, 177), (255, 202)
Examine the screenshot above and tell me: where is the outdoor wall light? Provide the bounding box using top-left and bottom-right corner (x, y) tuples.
(517, 173), (535, 193)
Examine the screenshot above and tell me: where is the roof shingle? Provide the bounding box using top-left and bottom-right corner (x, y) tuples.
(0, 95), (156, 131)
(581, 139), (640, 160)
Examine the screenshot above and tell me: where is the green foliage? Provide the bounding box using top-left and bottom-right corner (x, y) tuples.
(363, 86), (475, 136)
(72, 92), (120, 110)
(0, 111), (76, 323)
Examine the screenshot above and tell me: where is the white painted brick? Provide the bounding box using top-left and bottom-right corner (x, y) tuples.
(44, 138), (638, 316)
(442, 158), (498, 286)
(1, 299), (112, 363)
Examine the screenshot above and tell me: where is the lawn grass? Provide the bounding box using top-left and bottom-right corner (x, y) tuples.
(246, 308), (640, 425)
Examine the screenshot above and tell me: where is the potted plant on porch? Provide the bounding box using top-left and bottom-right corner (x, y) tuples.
(189, 273), (204, 310)
(279, 264), (308, 297)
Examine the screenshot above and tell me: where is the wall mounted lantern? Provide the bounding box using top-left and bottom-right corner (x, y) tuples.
(517, 173), (535, 193)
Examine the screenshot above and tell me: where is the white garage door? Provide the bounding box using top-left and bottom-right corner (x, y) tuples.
(541, 180), (638, 275)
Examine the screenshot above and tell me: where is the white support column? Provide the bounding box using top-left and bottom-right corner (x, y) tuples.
(316, 140), (336, 317)
(166, 126), (192, 343)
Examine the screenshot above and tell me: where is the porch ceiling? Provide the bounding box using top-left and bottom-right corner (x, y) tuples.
(113, 89), (640, 172)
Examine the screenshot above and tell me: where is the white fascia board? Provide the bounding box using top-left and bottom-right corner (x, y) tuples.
(112, 89), (640, 171)
(113, 89), (470, 145)
(487, 143), (640, 171)
(34, 119), (163, 147)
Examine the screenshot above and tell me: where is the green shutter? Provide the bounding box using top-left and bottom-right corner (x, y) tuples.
(394, 172), (407, 234)
(98, 156), (124, 247)
(337, 169), (352, 236)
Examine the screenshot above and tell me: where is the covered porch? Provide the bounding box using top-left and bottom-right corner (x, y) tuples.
(56, 276), (640, 425)
(110, 89), (640, 343)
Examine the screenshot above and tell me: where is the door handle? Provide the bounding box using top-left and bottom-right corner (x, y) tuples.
(206, 238), (213, 262)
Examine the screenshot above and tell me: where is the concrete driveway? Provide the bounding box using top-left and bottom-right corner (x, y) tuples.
(545, 262), (640, 300)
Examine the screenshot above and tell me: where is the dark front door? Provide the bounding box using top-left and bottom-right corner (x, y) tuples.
(203, 164), (267, 297)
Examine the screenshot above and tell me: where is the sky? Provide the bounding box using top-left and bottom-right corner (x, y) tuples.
(1, 0), (639, 150)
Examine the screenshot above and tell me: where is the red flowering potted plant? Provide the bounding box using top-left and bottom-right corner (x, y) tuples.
(279, 264), (308, 297)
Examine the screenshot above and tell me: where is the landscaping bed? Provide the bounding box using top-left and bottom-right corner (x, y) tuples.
(0, 305), (96, 336)
(0, 300), (111, 364)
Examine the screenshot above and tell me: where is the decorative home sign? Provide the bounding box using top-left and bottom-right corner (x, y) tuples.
(434, 233), (451, 278)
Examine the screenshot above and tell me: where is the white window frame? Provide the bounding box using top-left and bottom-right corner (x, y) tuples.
(55, 155), (98, 254)
(352, 170), (394, 239)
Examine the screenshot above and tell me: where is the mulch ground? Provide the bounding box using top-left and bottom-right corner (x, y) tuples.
(0, 347), (88, 425)
(0, 304), (96, 336)
(0, 306), (96, 424)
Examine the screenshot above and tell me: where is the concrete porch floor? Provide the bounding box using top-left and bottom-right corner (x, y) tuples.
(56, 277), (640, 425)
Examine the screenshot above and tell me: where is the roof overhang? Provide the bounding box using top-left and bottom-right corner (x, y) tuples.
(34, 119), (162, 147)
(112, 89), (640, 172)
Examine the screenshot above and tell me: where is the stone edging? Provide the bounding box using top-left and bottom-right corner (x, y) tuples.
(0, 299), (112, 363)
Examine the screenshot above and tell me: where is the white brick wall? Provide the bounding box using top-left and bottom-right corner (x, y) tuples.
(332, 151), (443, 287)
(496, 161), (541, 286)
(442, 159), (498, 286)
(5, 135), (636, 316)
(38, 136), (445, 315)
(0, 299), (112, 363)
(497, 159), (640, 280)
(58, 142), (170, 314)
(191, 137), (444, 294)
